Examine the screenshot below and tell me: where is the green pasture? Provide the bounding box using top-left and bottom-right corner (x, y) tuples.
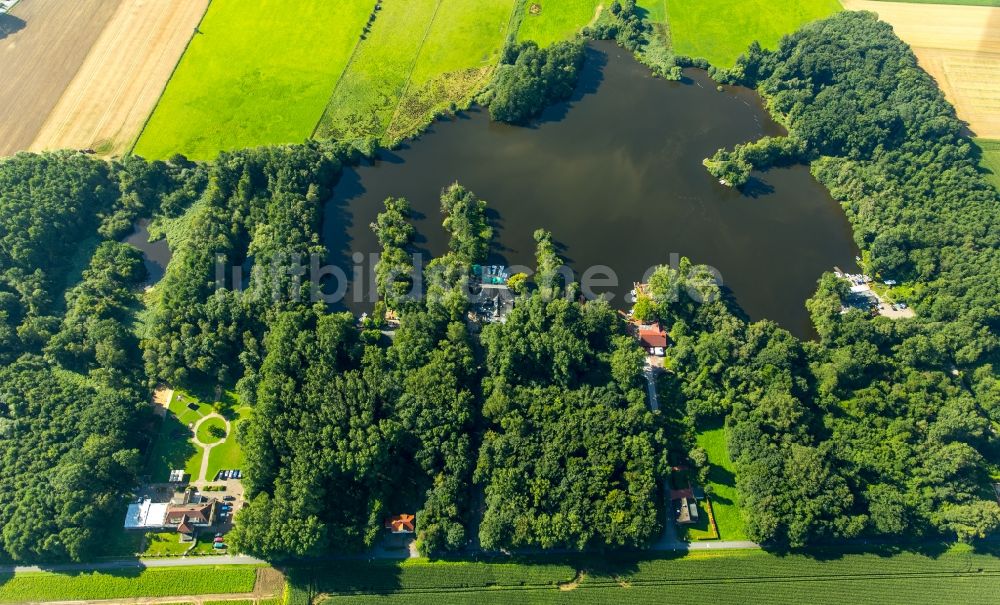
(976, 139), (1000, 191)
(293, 546), (1000, 603)
(517, 0), (602, 47)
(665, 0), (842, 67)
(316, 0), (515, 143)
(133, 0), (373, 160)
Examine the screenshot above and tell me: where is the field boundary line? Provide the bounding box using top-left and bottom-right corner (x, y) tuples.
(384, 0), (522, 140)
(127, 0), (215, 157)
(310, 0), (380, 139)
(380, 0), (446, 140)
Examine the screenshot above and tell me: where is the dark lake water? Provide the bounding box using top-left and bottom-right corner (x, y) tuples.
(124, 218), (170, 285)
(323, 41), (859, 338)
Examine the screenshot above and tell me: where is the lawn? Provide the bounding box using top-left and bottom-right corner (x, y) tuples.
(141, 531), (191, 557)
(976, 138), (1000, 191)
(292, 546), (1000, 603)
(0, 567), (258, 602)
(665, 0), (842, 67)
(694, 425), (747, 540)
(316, 0), (515, 144)
(517, 0), (602, 47)
(145, 389), (245, 483)
(197, 416), (228, 445)
(206, 406), (252, 480)
(133, 0), (373, 161)
(144, 393), (203, 482)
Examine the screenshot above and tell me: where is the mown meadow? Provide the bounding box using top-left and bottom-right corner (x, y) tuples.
(133, 0), (373, 160)
(665, 0), (842, 66)
(315, 0), (516, 144)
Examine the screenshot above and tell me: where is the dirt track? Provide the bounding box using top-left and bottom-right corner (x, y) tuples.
(842, 0), (1000, 138)
(0, 0), (122, 157)
(30, 0), (209, 156)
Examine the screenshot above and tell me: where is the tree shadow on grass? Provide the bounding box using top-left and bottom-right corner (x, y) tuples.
(0, 14), (26, 40)
(144, 413), (199, 481)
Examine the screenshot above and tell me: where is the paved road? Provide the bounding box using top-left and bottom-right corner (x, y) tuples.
(0, 555), (266, 574)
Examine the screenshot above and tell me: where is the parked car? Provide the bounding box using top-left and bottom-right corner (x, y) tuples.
(213, 542), (226, 549)
(215, 532), (224, 538)
(214, 536), (225, 543)
(223, 496), (236, 502)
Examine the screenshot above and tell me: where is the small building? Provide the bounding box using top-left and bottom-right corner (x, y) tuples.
(165, 500), (218, 536)
(385, 514), (415, 534)
(123, 498), (168, 530)
(637, 322), (668, 356)
(674, 497), (699, 525)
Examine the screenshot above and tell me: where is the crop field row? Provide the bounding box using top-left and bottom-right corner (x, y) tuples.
(0, 566), (258, 602)
(304, 548), (1000, 604)
(315, 0), (516, 144)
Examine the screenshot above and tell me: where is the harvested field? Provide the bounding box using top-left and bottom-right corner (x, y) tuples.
(30, 0), (210, 157)
(843, 0), (1000, 138)
(0, 0), (122, 157)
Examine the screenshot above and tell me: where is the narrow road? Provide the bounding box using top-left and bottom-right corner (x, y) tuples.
(644, 364), (660, 411)
(0, 555), (265, 574)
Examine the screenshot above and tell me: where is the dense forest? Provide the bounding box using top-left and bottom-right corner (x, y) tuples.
(674, 10), (1000, 545)
(0, 153), (166, 562)
(0, 9), (997, 564)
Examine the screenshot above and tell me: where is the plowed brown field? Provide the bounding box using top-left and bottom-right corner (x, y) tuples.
(30, 0), (209, 156)
(0, 0), (122, 157)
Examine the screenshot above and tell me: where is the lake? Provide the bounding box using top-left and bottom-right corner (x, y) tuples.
(323, 41), (859, 338)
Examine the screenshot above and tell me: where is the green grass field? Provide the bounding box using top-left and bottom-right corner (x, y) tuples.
(976, 138), (1000, 191)
(145, 392), (203, 481)
(141, 532), (191, 557)
(145, 389), (245, 482)
(0, 567), (258, 602)
(206, 405), (252, 479)
(665, 0), (842, 67)
(316, 0), (515, 144)
(133, 0), (373, 160)
(517, 0), (601, 47)
(694, 425), (746, 540)
(294, 547), (1000, 603)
